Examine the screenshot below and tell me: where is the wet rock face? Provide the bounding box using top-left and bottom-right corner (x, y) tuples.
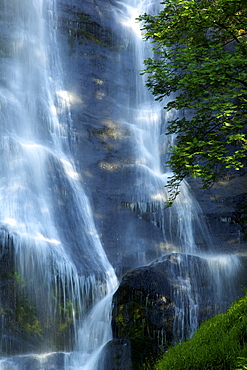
(111, 253), (218, 368)
(0, 231), (77, 355)
(112, 266), (174, 344)
(102, 339), (133, 370)
(0, 232), (43, 355)
(56, 0), (167, 273)
(56, 0), (247, 275)
(187, 172), (247, 254)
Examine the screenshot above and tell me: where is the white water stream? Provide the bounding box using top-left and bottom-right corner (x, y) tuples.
(0, 0), (242, 369)
(0, 0), (117, 368)
(113, 0), (241, 342)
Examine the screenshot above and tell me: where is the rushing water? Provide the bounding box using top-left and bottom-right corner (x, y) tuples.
(0, 0), (242, 369)
(112, 0), (214, 257)
(112, 0), (242, 343)
(0, 0), (117, 368)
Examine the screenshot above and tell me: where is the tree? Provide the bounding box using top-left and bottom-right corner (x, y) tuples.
(138, 0), (247, 204)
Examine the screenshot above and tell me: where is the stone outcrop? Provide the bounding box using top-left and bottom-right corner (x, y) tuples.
(56, 0), (247, 277)
(102, 339), (133, 370)
(0, 231), (43, 354)
(0, 230), (77, 355)
(110, 253), (227, 369)
(188, 171), (247, 254)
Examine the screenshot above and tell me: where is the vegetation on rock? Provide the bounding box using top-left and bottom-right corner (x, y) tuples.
(156, 293), (247, 369)
(0, 233), (78, 354)
(67, 12), (116, 48)
(138, 0), (247, 204)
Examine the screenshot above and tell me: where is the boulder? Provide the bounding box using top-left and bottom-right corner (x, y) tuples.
(111, 253), (226, 368)
(102, 339), (133, 370)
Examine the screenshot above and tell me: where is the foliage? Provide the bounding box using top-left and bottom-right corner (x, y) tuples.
(13, 272), (43, 340)
(13, 271), (76, 351)
(236, 357), (247, 370)
(138, 0), (247, 204)
(155, 293), (247, 369)
(16, 301), (42, 338)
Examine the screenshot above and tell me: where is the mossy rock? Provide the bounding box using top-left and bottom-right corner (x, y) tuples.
(66, 11), (117, 48)
(112, 253), (222, 369)
(0, 231), (77, 355)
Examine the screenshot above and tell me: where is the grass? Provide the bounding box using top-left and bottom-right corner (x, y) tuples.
(156, 294), (247, 370)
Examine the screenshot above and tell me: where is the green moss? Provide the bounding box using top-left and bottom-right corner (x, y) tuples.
(75, 12), (91, 23)
(156, 294), (247, 370)
(13, 274), (43, 340)
(67, 12), (116, 48)
(16, 302), (42, 338)
(52, 296), (76, 350)
(0, 237), (77, 353)
(75, 28), (105, 46)
(115, 300), (147, 338)
(5, 270), (77, 351)
(114, 291), (164, 369)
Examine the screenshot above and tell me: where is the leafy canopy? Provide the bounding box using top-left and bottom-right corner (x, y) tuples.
(138, 0), (247, 204)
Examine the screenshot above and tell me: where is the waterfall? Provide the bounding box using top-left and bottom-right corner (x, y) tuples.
(112, 0), (241, 343)
(111, 0), (212, 257)
(0, 0), (242, 369)
(0, 0), (117, 368)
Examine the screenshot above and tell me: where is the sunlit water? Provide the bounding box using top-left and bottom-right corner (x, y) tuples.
(0, 0), (117, 368)
(0, 0), (242, 368)
(113, 0), (241, 342)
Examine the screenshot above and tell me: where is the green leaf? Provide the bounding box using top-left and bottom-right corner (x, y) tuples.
(138, 0), (247, 205)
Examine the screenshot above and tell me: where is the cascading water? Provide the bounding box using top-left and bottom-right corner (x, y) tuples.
(0, 0), (243, 369)
(0, 0), (117, 368)
(111, 0), (213, 256)
(112, 0), (242, 344)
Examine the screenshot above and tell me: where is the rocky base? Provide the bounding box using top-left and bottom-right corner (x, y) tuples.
(111, 252), (238, 369)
